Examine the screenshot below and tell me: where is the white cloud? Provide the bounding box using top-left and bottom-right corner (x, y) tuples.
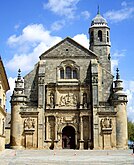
(111, 49), (126, 74)
(14, 24), (20, 30)
(7, 77), (16, 96)
(6, 24), (62, 72)
(112, 50), (126, 58)
(51, 20), (65, 31)
(104, 1), (134, 22)
(6, 77), (16, 111)
(44, 0), (80, 19)
(73, 33), (89, 49)
(123, 80), (134, 121)
(8, 24), (61, 49)
(121, 1), (127, 7)
(81, 11), (90, 20)
(111, 59), (118, 74)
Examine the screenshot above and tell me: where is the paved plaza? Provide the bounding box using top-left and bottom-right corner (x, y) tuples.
(0, 149), (134, 165)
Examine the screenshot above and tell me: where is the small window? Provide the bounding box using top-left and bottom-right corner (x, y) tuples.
(73, 70), (77, 79)
(66, 66), (72, 79)
(60, 69), (64, 79)
(107, 31), (109, 42)
(98, 30), (102, 42)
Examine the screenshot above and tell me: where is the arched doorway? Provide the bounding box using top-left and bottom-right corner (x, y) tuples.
(62, 126), (75, 149)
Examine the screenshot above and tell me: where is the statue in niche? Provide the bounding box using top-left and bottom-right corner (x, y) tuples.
(101, 117), (112, 129)
(38, 77), (44, 84)
(83, 93), (87, 108)
(50, 93), (55, 108)
(24, 117), (35, 130)
(92, 76), (98, 83)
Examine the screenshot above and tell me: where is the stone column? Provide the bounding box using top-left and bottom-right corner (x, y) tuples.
(55, 117), (58, 140)
(10, 102), (23, 149)
(91, 59), (99, 149)
(80, 117), (83, 140)
(112, 69), (128, 149)
(88, 116), (92, 149)
(38, 60), (45, 149)
(79, 116), (84, 149)
(54, 116), (59, 149)
(46, 116), (49, 140)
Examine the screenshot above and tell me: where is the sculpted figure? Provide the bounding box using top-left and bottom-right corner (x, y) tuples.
(50, 93), (55, 108)
(24, 117), (35, 129)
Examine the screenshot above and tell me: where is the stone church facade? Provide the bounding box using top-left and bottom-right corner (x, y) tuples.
(10, 11), (128, 150)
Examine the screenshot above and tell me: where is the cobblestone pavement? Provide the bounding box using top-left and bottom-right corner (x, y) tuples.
(0, 149), (134, 165)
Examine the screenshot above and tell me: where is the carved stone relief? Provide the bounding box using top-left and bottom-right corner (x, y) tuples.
(101, 117), (112, 129)
(59, 93), (77, 107)
(57, 116), (77, 124)
(24, 117), (35, 130)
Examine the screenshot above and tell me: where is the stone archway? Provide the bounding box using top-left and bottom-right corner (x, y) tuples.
(62, 126), (75, 149)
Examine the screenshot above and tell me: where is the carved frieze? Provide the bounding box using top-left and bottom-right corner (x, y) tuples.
(57, 116), (77, 124)
(59, 93), (77, 107)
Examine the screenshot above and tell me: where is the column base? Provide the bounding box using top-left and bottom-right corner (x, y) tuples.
(79, 140), (84, 149)
(10, 145), (25, 150)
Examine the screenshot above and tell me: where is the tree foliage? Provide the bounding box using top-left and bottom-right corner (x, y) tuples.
(128, 119), (134, 142)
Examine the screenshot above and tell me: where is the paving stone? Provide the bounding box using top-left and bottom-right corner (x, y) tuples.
(0, 149), (134, 165)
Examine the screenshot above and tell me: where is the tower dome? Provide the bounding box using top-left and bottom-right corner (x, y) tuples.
(91, 7), (107, 27)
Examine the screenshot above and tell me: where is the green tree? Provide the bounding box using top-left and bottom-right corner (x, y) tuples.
(128, 119), (134, 142)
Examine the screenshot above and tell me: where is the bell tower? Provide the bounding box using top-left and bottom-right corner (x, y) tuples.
(89, 7), (111, 72)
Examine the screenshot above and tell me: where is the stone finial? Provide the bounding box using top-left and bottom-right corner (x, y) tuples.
(17, 69), (21, 80)
(116, 68), (120, 80)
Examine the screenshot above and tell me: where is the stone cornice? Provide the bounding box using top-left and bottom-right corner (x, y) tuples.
(20, 111), (39, 117)
(0, 134), (5, 138)
(97, 111), (117, 117)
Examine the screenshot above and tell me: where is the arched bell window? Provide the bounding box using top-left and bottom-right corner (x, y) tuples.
(107, 31), (109, 42)
(98, 30), (102, 42)
(90, 31), (94, 44)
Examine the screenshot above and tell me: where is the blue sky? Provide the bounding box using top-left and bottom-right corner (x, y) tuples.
(1, 0), (134, 120)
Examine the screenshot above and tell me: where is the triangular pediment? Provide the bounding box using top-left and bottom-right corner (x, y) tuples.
(40, 37), (97, 59)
